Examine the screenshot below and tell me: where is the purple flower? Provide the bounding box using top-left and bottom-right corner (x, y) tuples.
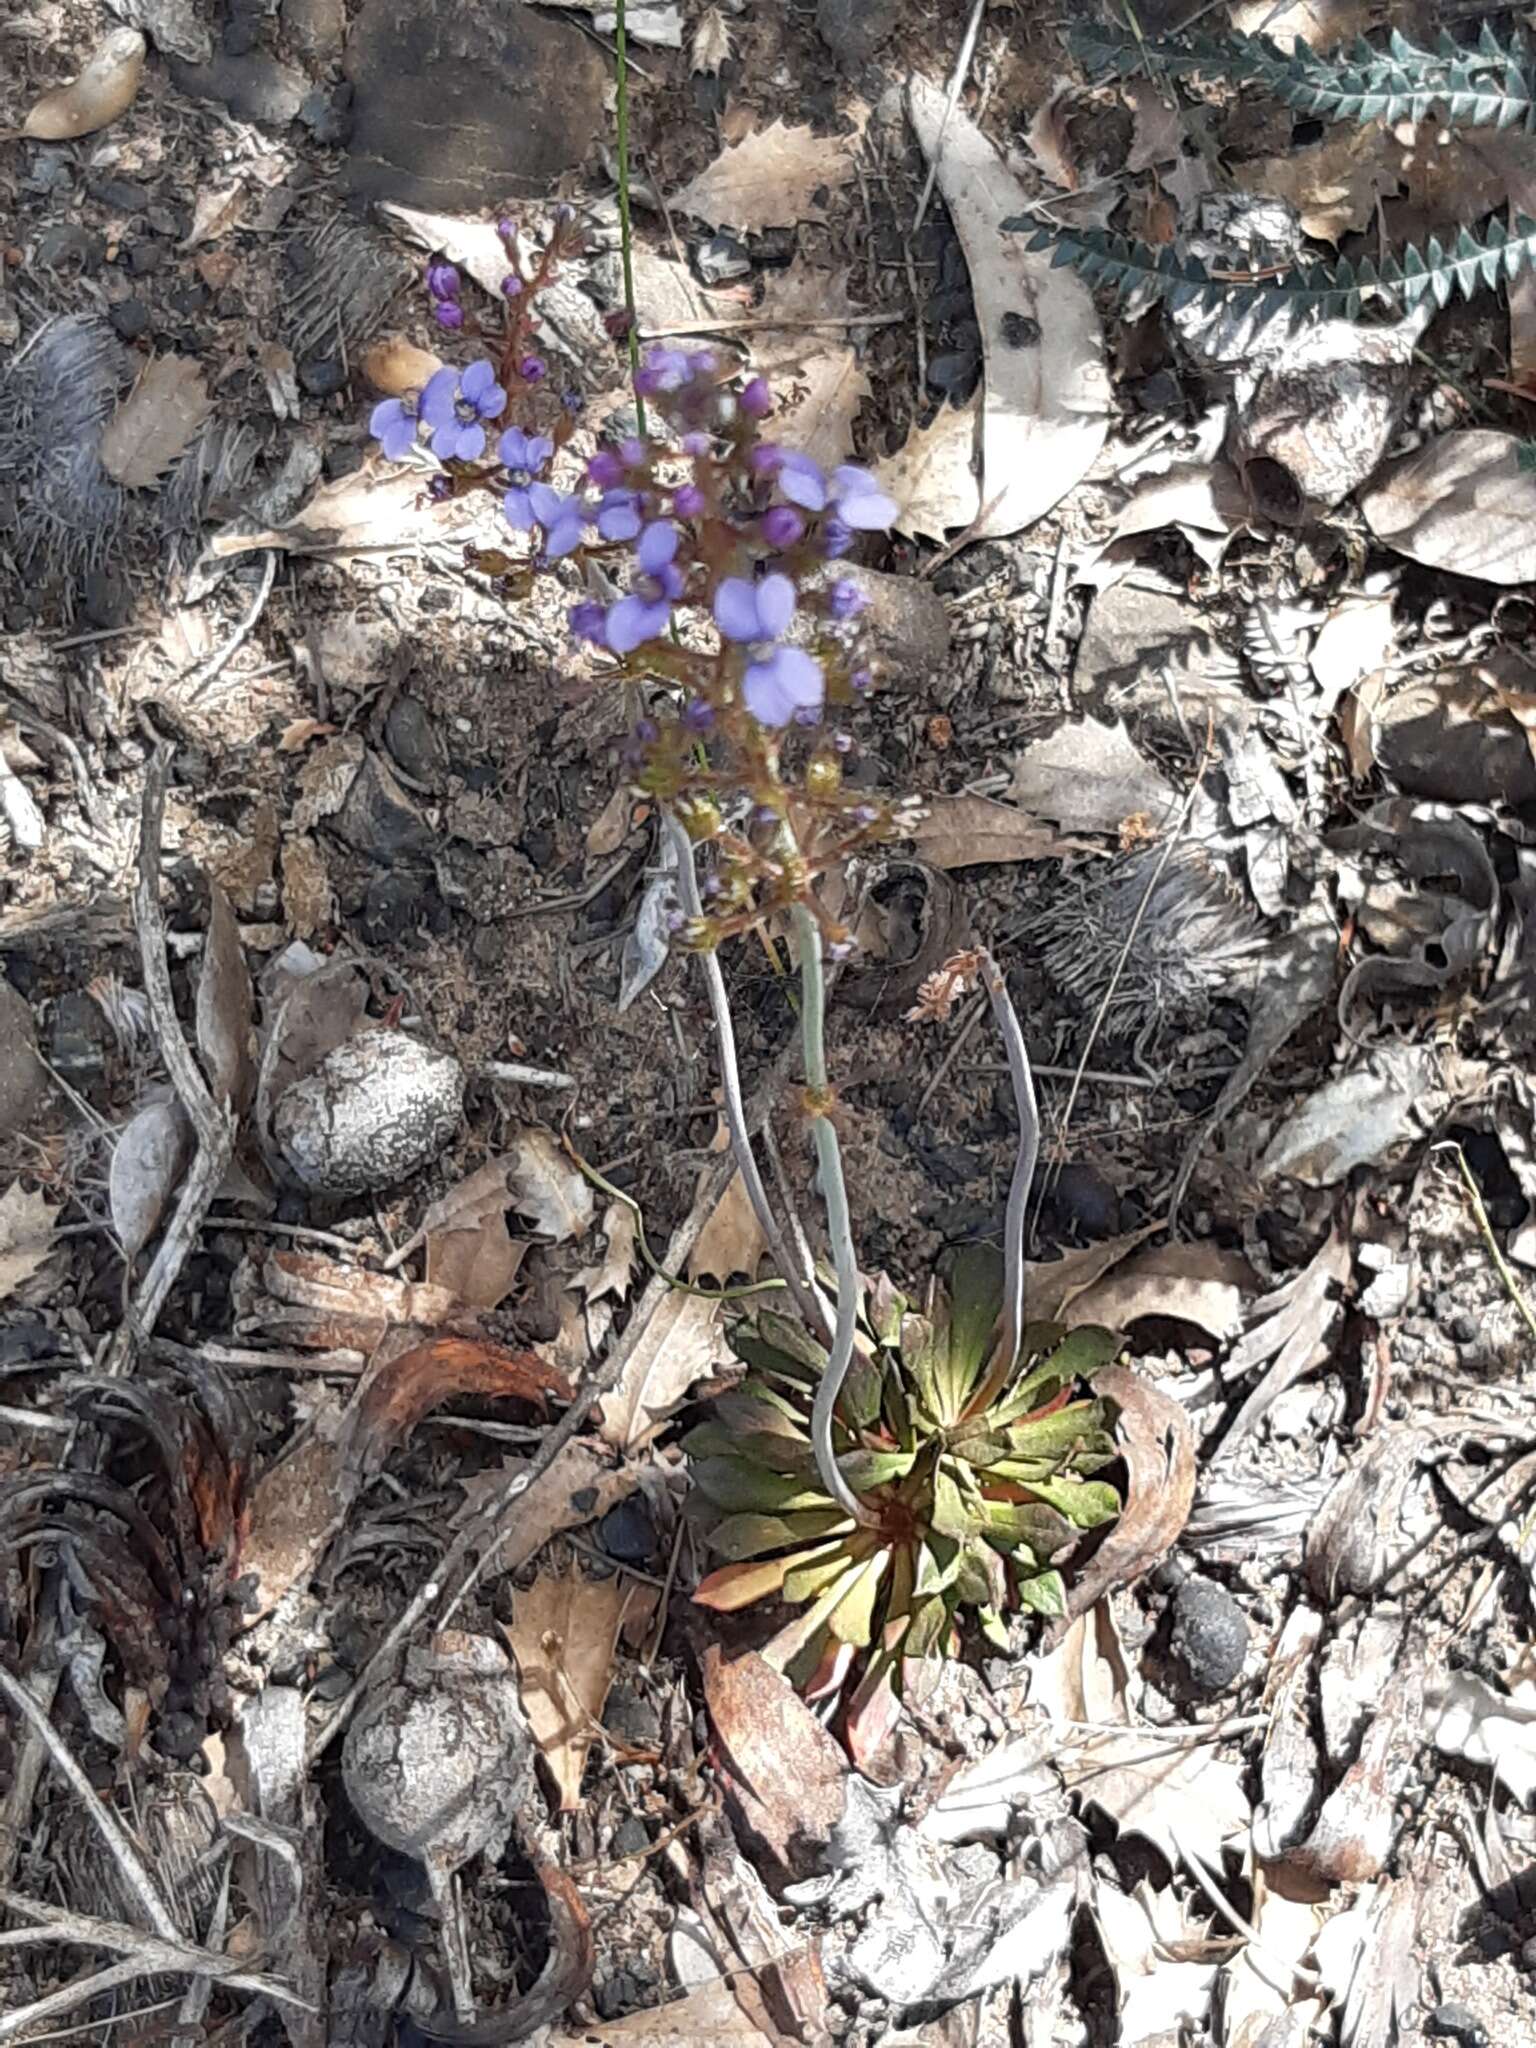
(420, 360), (506, 461)
(587, 449), (625, 489)
(501, 274), (523, 299)
(619, 437), (646, 467)
(761, 504), (804, 550)
(570, 600), (607, 644)
(528, 481), (587, 558)
(498, 425), (554, 530)
(823, 516), (854, 559)
(714, 573), (824, 727)
(634, 345), (697, 397)
(606, 521), (683, 653)
(683, 697), (715, 732)
(680, 431), (711, 458)
(369, 393), (421, 461)
(827, 577), (866, 621)
(740, 375), (773, 419)
(596, 489), (642, 542)
(673, 483), (705, 520)
(519, 354), (547, 384)
(434, 300), (465, 332)
(776, 453), (897, 531)
(425, 260), (460, 301)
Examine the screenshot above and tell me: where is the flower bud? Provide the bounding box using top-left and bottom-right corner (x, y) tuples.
(518, 353), (547, 383)
(587, 448), (625, 488)
(434, 300), (465, 331)
(761, 504), (804, 549)
(500, 273), (523, 299)
(673, 483), (705, 520)
(425, 260), (460, 300)
(740, 375), (773, 419)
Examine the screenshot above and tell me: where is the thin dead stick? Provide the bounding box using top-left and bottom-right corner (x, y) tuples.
(100, 746), (235, 1375)
(667, 814), (831, 1341)
(0, 1669), (178, 1942)
(912, 0), (987, 234)
(915, 991), (987, 1119)
(184, 549), (278, 703)
(0, 1956), (155, 2042)
(0, 1894), (312, 2022)
(1169, 1836), (1322, 1993)
(309, 1038), (804, 1763)
(977, 949), (1039, 1378)
(640, 313), (904, 338)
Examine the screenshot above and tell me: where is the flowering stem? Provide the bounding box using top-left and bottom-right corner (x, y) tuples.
(964, 949), (1040, 1421)
(612, 0), (647, 438)
(794, 904), (879, 1529)
(666, 817), (832, 1341)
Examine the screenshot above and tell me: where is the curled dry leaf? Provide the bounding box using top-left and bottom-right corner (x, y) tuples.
(871, 399), (981, 545)
(597, 1287), (734, 1453)
(101, 355), (214, 491)
(196, 879), (254, 1116)
(907, 75), (1108, 541)
(907, 793), (1083, 872)
(1059, 1717), (1250, 1869)
(419, 1156), (529, 1313)
(1064, 1364), (1195, 1619)
(0, 1181), (60, 1301)
(749, 259), (872, 475)
(22, 27), (145, 140)
(209, 462), (481, 560)
(504, 1567), (659, 1808)
(1024, 83), (1080, 192)
(451, 1439), (642, 1576)
(688, 1169), (768, 1286)
(1064, 1240), (1256, 1342)
(337, 1334), (570, 1491)
(507, 1125), (595, 1244)
(1010, 716), (1178, 837)
(250, 1246), (465, 1354)
(702, 1647), (848, 1880)
(1360, 429), (1536, 586)
(360, 333), (444, 396)
(573, 1201), (637, 1305)
(110, 1095), (194, 1260)
(670, 120), (850, 232)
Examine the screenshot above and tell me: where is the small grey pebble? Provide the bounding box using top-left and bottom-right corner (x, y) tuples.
(1451, 1311), (1479, 1345)
(298, 355), (347, 398)
(384, 695), (442, 785)
(1521, 1934), (1536, 1972)
(37, 224), (105, 274)
(109, 298), (151, 341)
(127, 239), (168, 277)
(1427, 2005), (1488, 2048)
(94, 177), (145, 212)
(1169, 1575), (1248, 1693)
(598, 1497), (657, 1566)
(609, 1816), (649, 1858)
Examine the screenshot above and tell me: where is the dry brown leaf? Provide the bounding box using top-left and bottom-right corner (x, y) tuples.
(1060, 1719), (1250, 1868)
(1024, 83), (1079, 191)
(1065, 1241), (1256, 1341)
(1065, 1365), (1196, 1620)
(1309, 594), (1395, 710)
(1123, 79), (1183, 173)
(1220, 1226), (1351, 1451)
(871, 399), (981, 545)
(0, 1182), (59, 1301)
(691, 3), (732, 73)
(671, 120), (850, 232)
(907, 793), (1084, 871)
(208, 462), (480, 560)
(1232, 123), (1395, 242)
(1026, 1601), (1132, 1727)
(450, 1440), (640, 1573)
(426, 1208), (527, 1314)
(196, 879), (255, 1116)
(586, 786), (634, 859)
(1338, 669), (1387, 781)
(1011, 716), (1178, 837)
(110, 1097), (193, 1261)
(255, 1246), (462, 1353)
(749, 260), (871, 473)
(237, 1390), (347, 1622)
(688, 1170), (768, 1286)
(549, 1977), (770, 2044)
(702, 1648), (848, 1879)
(573, 1201), (637, 1304)
(360, 333), (445, 396)
(908, 76), (1108, 542)
(1361, 430), (1536, 586)
(338, 1334), (570, 1490)
(23, 27), (144, 139)
(1026, 1223), (1162, 1328)
(101, 355), (214, 491)
(279, 836), (333, 939)
(598, 1288), (734, 1452)
(505, 1568), (658, 1808)
(507, 1126), (595, 1244)
(278, 718), (337, 752)
(179, 182), (249, 251)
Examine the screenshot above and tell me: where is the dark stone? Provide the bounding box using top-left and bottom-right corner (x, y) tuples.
(109, 298), (152, 342)
(1169, 1576), (1248, 1694)
(48, 992), (111, 1081)
(298, 354), (347, 398)
(1040, 1162), (1120, 1242)
(926, 347), (981, 399)
(816, 0), (899, 69)
(341, 0), (608, 210)
(1001, 310), (1041, 347)
(603, 1683), (659, 1748)
(25, 151), (74, 197)
(333, 752), (433, 863)
(169, 51), (309, 127)
(0, 983), (48, 1140)
(297, 85), (352, 145)
(693, 232), (750, 286)
(223, 16), (261, 57)
(145, 203), (185, 237)
(0, 1319), (57, 1364)
(36, 224), (105, 274)
(284, 0), (347, 66)
(1136, 367), (1184, 412)
(1375, 676), (1536, 808)
(127, 239), (167, 278)
(81, 571), (132, 630)
(322, 439), (366, 480)
(169, 283), (209, 314)
(1427, 2006), (1489, 2048)
(609, 1816), (649, 1858)
(360, 871), (429, 947)
(598, 1496), (657, 1566)
(519, 824), (556, 872)
(94, 177), (146, 213)
(384, 696), (442, 786)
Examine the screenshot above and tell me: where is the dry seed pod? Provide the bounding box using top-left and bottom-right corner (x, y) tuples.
(22, 29), (146, 141)
(343, 1631), (534, 2022)
(273, 1028), (463, 1195)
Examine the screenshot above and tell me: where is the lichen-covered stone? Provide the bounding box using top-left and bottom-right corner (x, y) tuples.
(273, 1028), (462, 1194)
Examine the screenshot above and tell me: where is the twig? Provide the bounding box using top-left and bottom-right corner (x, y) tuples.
(0, 1894), (312, 2033)
(484, 1059), (577, 1091)
(639, 313), (905, 339)
(912, 0), (987, 235)
(183, 550), (277, 703)
(915, 991), (987, 1119)
(1449, 1143), (1536, 1347)
(667, 815), (831, 1340)
(977, 949), (1039, 1379)
(796, 906), (878, 1529)
(0, 1669), (178, 1942)
(100, 747), (235, 1375)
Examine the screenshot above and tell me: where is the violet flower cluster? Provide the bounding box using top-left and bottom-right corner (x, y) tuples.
(366, 216), (908, 951)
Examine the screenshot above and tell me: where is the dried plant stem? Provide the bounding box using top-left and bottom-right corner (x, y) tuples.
(978, 949), (1039, 1377)
(667, 817), (831, 1340)
(795, 906), (878, 1529)
(613, 0), (646, 436)
(0, 1668), (178, 1942)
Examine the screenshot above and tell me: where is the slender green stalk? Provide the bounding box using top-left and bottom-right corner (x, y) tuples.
(965, 950), (1040, 1420)
(794, 905), (878, 1528)
(612, 0), (647, 437)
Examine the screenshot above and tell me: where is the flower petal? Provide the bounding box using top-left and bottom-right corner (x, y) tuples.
(460, 359), (495, 402)
(607, 593), (671, 654)
(754, 572), (796, 640)
(475, 381), (507, 421)
(714, 577), (761, 643)
(528, 481), (564, 528)
(503, 485), (534, 531)
(419, 366), (459, 429)
(596, 491), (641, 542)
(455, 421), (487, 462)
(636, 520), (678, 573)
(526, 434), (553, 470)
(777, 451), (828, 511)
(745, 645), (822, 727)
(544, 511), (585, 559)
(498, 426), (529, 469)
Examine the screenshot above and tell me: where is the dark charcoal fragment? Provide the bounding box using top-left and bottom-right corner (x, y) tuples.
(1169, 1576), (1248, 1694)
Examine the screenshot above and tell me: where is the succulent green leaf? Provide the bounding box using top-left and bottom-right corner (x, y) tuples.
(829, 1550), (890, 1647)
(1015, 1569), (1068, 1617)
(840, 1347), (887, 1431)
(1020, 1475), (1122, 1527)
(902, 1594), (952, 1659)
(706, 1508), (852, 1561)
(932, 1459), (984, 1539)
(952, 1539), (1002, 1609)
(690, 1456), (832, 1515)
(978, 1498), (1075, 1556)
(838, 1446), (918, 1490)
(1006, 1399), (1107, 1460)
(784, 1538), (867, 1605)
(681, 1422), (814, 1476)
